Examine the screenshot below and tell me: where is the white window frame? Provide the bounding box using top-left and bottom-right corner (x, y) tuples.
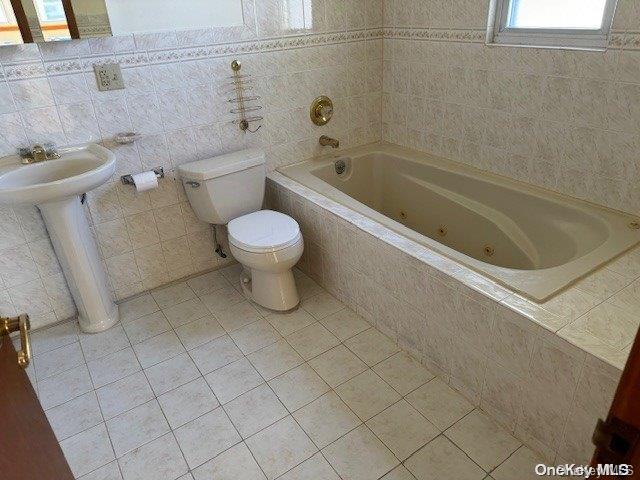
(486, 0), (619, 50)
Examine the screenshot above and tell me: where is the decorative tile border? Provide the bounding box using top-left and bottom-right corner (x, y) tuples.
(383, 27), (640, 50)
(1, 28), (382, 80)
(383, 27), (485, 43)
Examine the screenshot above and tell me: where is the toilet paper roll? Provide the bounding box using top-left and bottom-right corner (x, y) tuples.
(131, 171), (158, 192)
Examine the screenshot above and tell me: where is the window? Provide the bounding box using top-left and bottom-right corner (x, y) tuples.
(488, 0), (618, 49)
(34, 0), (66, 23)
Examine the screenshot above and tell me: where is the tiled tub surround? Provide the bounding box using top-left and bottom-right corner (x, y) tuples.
(0, 1), (384, 329)
(382, 0), (640, 217)
(267, 172), (631, 466)
(24, 264), (561, 480)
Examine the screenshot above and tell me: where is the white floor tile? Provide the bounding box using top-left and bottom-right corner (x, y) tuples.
(158, 377), (219, 429)
(200, 285), (244, 314)
(175, 314), (225, 350)
(151, 282), (195, 309)
(366, 400), (439, 460)
(445, 410), (521, 471)
(320, 308), (370, 341)
(406, 378), (474, 430)
(294, 271), (323, 300)
(37, 364), (94, 410)
(144, 352), (200, 396)
(191, 442), (266, 480)
(96, 371), (155, 420)
(106, 400), (170, 457)
(88, 348), (141, 388)
(335, 370), (401, 420)
(286, 323), (340, 360)
(268, 364), (330, 411)
(187, 270), (228, 296)
(34, 342), (84, 380)
(247, 339), (303, 381)
(162, 297), (209, 328)
(373, 352), (435, 395)
(45, 391), (103, 441)
(215, 300), (263, 332)
(404, 436), (486, 480)
(246, 416), (317, 480)
(60, 423), (115, 478)
(119, 294), (159, 323)
(31, 275), (540, 480)
(132, 331), (185, 368)
(491, 446), (551, 480)
(224, 384), (288, 438)
(308, 344), (367, 388)
(173, 408), (241, 469)
(205, 358), (264, 404)
(301, 293), (344, 320)
(278, 452), (339, 480)
(78, 460), (122, 480)
(118, 433), (188, 480)
(344, 328), (400, 366)
(79, 326), (131, 362)
(123, 311), (171, 345)
(229, 319), (281, 355)
(189, 335), (244, 375)
(31, 320), (79, 356)
(293, 391), (361, 448)
(266, 308), (316, 336)
(322, 425), (398, 480)
(382, 465), (417, 480)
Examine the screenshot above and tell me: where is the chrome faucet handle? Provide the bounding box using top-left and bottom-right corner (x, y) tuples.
(43, 143), (61, 159)
(17, 146), (32, 158)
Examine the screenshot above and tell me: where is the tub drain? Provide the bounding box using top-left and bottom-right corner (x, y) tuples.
(399, 211), (407, 220)
(437, 226), (447, 236)
(629, 221), (640, 230)
(484, 245), (495, 257)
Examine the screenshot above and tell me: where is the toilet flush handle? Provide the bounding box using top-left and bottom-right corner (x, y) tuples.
(185, 181), (200, 188)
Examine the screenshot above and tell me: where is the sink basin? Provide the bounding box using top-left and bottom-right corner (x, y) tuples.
(0, 144), (115, 205)
(0, 144), (119, 333)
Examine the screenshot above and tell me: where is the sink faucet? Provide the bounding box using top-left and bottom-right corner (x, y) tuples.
(319, 135), (340, 149)
(18, 144), (61, 164)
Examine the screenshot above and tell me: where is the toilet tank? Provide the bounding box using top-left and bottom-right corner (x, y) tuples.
(177, 149), (266, 225)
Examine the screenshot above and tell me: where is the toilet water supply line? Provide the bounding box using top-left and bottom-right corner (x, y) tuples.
(213, 225), (227, 258)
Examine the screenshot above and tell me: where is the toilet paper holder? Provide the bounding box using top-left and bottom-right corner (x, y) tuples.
(121, 167), (165, 186)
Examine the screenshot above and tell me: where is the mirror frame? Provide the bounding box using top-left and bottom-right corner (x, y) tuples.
(8, 0), (32, 42)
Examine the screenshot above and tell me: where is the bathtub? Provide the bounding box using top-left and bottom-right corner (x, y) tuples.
(279, 143), (640, 301)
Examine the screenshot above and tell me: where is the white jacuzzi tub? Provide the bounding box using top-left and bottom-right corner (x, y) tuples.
(279, 143), (640, 301)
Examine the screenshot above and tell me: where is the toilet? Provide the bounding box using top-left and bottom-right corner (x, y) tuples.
(177, 149), (303, 311)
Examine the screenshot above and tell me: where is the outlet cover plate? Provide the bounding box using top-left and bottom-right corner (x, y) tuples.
(93, 63), (125, 92)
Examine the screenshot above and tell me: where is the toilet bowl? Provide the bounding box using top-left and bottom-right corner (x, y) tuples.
(228, 210), (303, 311)
(177, 149), (304, 311)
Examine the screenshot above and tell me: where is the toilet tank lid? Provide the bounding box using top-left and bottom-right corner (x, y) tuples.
(177, 149), (265, 181)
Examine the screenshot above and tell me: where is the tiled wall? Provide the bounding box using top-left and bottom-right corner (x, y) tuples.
(267, 174), (622, 466)
(0, 0), (383, 329)
(382, 0), (640, 215)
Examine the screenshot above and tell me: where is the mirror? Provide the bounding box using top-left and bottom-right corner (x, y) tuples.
(0, 0), (244, 45)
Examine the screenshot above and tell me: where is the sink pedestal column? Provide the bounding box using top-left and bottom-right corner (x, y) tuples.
(38, 195), (118, 333)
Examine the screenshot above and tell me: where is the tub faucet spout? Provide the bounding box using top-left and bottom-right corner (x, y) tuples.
(319, 135), (340, 148)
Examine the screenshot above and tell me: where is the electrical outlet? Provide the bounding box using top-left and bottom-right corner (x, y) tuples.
(93, 63), (125, 92)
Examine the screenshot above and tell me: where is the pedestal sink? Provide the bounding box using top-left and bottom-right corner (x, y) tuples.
(0, 144), (119, 333)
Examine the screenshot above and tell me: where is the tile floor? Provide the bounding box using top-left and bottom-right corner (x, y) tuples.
(25, 264), (556, 480)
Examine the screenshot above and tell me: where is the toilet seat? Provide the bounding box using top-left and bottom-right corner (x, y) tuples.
(228, 210), (301, 254)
